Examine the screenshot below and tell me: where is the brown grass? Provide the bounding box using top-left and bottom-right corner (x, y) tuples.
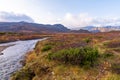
(11, 32), (120, 80)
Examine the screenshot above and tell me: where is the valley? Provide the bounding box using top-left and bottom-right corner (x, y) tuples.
(1, 0), (120, 80)
(0, 22), (120, 80)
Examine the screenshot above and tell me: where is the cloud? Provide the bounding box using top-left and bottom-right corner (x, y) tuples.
(60, 13), (120, 29)
(61, 13), (93, 28)
(1, 11), (120, 29)
(0, 12), (34, 22)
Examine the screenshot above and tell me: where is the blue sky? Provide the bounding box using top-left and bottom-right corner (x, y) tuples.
(0, 0), (120, 29)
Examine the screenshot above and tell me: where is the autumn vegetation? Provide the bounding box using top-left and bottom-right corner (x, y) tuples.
(0, 32), (52, 43)
(10, 32), (120, 80)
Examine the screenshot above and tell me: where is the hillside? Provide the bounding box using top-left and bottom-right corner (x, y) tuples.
(11, 32), (120, 80)
(0, 22), (69, 33)
(0, 22), (91, 33)
(81, 26), (120, 32)
(70, 29), (90, 33)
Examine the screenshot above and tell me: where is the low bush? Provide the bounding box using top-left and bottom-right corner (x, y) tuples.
(47, 46), (99, 67)
(111, 63), (120, 74)
(101, 53), (114, 58)
(11, 68), (35, 80)
(83, 37), (91, 44)
(41, 45), (52, 52)
(0, 32), (6, 35)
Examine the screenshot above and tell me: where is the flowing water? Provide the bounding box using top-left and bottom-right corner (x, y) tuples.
(0, 38), (46, 80)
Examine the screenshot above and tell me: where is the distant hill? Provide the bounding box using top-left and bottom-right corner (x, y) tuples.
(81, 26), (120, 32)
(93, 26), (120, 32)
(0, 22), (69, 33)
(70, 29), (90, 33)
(0, 22), (90, 33)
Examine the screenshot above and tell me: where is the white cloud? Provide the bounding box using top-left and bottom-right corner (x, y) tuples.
(61, 13), (93, 28)
(1, 11), (120, 29)
(60, 13), (120, 29)
(0, 12), (34, 22)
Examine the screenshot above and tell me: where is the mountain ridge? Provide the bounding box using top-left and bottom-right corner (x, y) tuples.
(0, 22), (69, 33)
(81, 26), (120, 32)
(0, 21), (91, 33)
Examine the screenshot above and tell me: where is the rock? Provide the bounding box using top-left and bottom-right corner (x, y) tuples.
(0, 53), (3, 55)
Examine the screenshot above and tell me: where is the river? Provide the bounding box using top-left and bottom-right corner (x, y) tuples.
(0, 38), (46, 80)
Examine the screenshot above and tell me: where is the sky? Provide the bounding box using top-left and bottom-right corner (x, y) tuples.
(0, 0), (120, 29)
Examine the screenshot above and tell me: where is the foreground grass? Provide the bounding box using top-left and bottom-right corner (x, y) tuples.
(11, 32), (120, 80)
(48, 46), (99, 68)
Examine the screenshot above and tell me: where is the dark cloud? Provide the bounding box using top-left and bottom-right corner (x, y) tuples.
(0, 12), (34, 22)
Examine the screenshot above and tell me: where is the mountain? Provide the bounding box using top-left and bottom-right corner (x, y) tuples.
(93, 26), (120, 32)
(81, 26), (95, 31)
(0, 22), (70, 33)
(0, 22), (91, 33)
(80, 26), (100, 33)
(81, 26), (120, 32)
(70, 29), (90, 33)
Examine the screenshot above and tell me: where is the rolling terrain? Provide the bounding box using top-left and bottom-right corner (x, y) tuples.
(10, 32), (120, 80)
(0, 22), (120, 80)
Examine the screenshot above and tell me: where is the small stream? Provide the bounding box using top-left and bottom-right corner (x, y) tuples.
(0, 38), (46, 80)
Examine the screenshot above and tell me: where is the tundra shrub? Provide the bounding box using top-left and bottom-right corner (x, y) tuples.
(41, 45), (52, 52)
(48, 46), (99, 67)
(83, 37), (91, 44)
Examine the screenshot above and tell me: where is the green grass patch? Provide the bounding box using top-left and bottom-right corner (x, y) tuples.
(111, 63), (120, 74)
(41, 45), (52, 52)
(47, 46), (99, 68)
(11, 68), (35, 80)
(101, 53), (114, 58)
(107, 74), (120, 80)
(83, 37), (91, 44)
